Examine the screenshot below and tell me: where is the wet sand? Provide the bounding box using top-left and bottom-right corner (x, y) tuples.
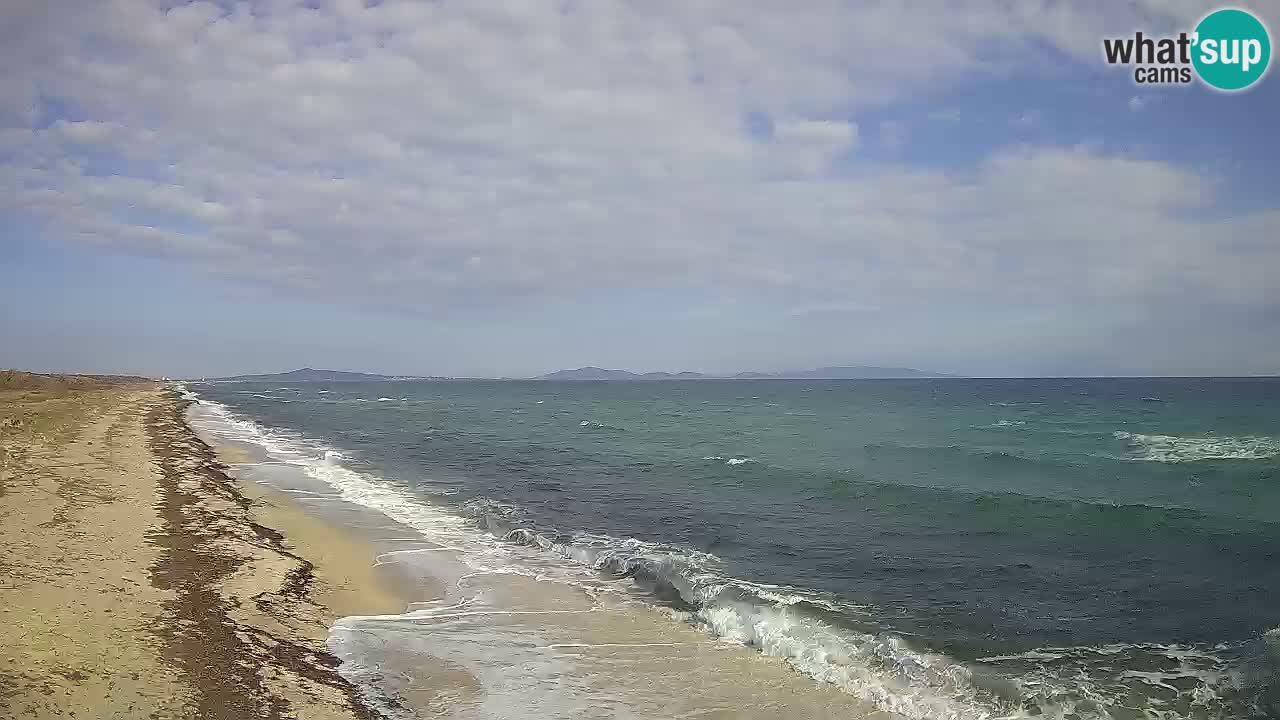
(1, 375), (895, 718)
(331, 564), (902, 719)
(187, 400), (898, 719)
(0, 378), (402, 719)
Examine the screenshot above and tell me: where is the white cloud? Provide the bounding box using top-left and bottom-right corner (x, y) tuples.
(55, 120), (119, 145)
(1, 0), (1275, 319)
(878, 121), (907, 151)
(774, 119), (857, 147)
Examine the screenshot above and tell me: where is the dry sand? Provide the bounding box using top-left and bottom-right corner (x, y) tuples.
(0, 376), (404, 719)
(2, 374), (894, 719)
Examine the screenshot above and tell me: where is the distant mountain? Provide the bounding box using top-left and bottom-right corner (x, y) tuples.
(769, 366), (957, 379)
(210, 368), (418, 382)
(541, 367), (645, 381)
(642, 371), (710, 380)
(208, 365), (956, 383)
(540, 365), (955, 381)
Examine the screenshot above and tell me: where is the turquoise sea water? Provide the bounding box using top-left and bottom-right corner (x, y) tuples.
(194, 378), (1280, 719)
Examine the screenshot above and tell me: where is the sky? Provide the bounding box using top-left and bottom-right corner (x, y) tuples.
(2, 0), (1278, 379)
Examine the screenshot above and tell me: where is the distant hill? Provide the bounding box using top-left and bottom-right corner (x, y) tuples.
(642, 371), (709, 380)
(1, 369), (154, 391)
(209, 368), (419, 382)
(207, 365), (956, 383)
(540, 365), (955, 381)
(541, 367), (647, 381)
(767, 366), (957, 379)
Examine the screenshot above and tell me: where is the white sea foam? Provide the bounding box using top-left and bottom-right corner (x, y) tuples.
(703, 455), (756, 466)
(187, 398), (1017, 718)
(183, 395), (1251, 720)
(1265, 627), (1280, 652)
(692, 599), (1013, 720)
(1115, 431), (1280, 462)
(975, 642), (1244, 719)
(186, 399), (317, 464)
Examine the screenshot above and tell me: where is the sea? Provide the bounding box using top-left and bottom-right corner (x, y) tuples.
(185, 377), (1280, 719)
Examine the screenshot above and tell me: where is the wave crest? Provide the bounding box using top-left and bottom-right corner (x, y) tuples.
(490, 520), (1019, 719)
(183, 395), (1260, 720)
(703, 455), (756, 466)
(1115, 432), (1280, 462)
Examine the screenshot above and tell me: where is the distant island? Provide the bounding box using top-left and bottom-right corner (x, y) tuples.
(539, 366), (957, 381)
(540, 368), (711, 381)
(201, 365), (957, 383)
(205, 368), (428, 383)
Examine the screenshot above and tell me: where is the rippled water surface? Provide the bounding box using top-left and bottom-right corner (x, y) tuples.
(193, 378), (1280, 719)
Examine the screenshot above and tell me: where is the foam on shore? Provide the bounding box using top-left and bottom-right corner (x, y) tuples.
(182, 387), (1262, 720)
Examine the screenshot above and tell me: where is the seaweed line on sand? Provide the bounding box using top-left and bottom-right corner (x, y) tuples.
(145, 391), (395, 720)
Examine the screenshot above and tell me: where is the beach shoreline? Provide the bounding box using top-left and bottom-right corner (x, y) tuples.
(0, 378), (404, 719)
(2, 375), (902, 718)
(184, 387), (899, 720)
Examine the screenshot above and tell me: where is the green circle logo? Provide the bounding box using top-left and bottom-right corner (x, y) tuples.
(1192, 8), (1271, 91)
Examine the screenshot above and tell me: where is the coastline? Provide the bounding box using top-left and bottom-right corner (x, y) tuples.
(0, 381), (402, 719)
(3, 378), (896, 718)
(184, 390), (898, 719)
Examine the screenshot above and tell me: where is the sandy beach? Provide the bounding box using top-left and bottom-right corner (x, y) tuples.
(183, 391), (897, 719)
(1, 372), (900, 720)
(0, 373), (403, 719)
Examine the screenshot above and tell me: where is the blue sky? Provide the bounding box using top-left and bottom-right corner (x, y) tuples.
(2, 1), (1278, 378)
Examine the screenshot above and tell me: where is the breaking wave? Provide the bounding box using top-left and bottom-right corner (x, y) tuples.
(179, 388), (1264, 720)
(1115, 431), (1280, 462)
(977, 420), (1027, 429)
(703, 455), (756, 466)
(578, 420), (625, 431)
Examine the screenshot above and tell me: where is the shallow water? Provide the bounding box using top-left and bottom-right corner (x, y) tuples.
(189, 378), (1280, 719)
(190, 405), (890, 719)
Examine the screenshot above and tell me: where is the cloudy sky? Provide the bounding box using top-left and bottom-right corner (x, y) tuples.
(2, 0), (1278, 378)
